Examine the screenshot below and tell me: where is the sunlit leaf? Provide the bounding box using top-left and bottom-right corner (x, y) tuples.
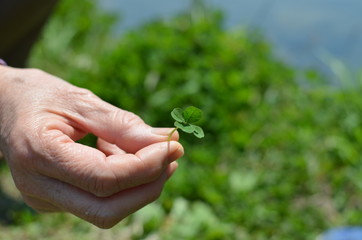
(183, 106), (203, 124)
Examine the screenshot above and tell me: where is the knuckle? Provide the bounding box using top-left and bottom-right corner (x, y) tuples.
(85, 205), (121, 229)
(91, 185), (114, 198)
(75, 87), (97, 98)
(87, 178), (105, 197)
(67, 87), (99, 107)
(116, 109), (144, 130)
(96, 218), (119, 229)
(86, 174), (118, 198)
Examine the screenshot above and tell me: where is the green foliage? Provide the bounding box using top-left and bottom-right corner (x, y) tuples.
(171, 106), (204, 139)
(12, 0), (362, 239)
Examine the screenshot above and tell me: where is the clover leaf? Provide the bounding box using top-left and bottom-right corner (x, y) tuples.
(168, 106), (205, 140)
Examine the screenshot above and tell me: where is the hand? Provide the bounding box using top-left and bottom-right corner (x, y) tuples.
(0, 66), (183, 228)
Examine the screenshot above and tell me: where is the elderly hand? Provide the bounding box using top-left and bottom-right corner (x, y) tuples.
(0, 66), (183, 228)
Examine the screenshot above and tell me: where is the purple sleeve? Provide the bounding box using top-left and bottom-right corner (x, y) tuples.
(0, 59), (7, 66)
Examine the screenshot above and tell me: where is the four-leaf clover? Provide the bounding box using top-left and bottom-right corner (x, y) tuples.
(168, 106), (205, 140)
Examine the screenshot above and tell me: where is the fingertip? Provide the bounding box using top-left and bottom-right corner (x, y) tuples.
(166, 162), (179, 179)
(170, 129), (180, 141)
(167, 141), (184, 162)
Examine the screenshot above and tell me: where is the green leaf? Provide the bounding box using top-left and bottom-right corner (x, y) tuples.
(175, 121), (194, 133)
(191, 124), (205, 138)
(171, 108), (185, 123)
(183, 106), (203, 124)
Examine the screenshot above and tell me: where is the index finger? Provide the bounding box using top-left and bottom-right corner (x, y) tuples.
(35, 128), (184, 197)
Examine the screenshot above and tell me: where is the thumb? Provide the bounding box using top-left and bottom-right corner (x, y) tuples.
(64, 89), (178, 153)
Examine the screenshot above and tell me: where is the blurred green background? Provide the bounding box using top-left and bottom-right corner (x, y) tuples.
(1, 0), (362, 239)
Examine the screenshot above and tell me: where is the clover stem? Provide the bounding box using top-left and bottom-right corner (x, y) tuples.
(168, 127), (178, 142)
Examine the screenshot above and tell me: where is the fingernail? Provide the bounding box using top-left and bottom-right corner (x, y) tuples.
(151, 127), (174, 136)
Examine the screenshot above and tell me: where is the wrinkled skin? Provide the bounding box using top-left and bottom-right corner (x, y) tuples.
(0, 66), (183, 228)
